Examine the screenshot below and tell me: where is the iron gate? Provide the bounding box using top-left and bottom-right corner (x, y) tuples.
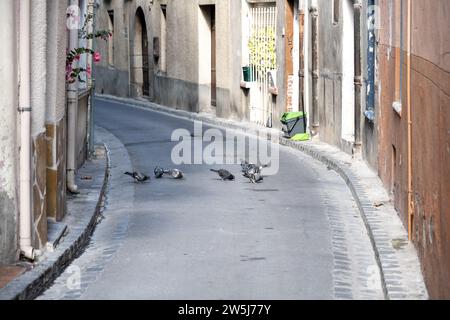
(248, 3), (277, 127)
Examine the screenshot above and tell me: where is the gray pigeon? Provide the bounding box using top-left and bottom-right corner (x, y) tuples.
(242, 166), (264, 184)
(210, 169), (235, 181)
(164, 169), (184, 179)
(241, 160), (268, 176)
(154, 166), (164, 178)
(241, 160), (268, 180)
(124, 171), (150, 183)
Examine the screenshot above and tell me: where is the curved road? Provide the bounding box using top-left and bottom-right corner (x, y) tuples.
(39, 98), (384, 300)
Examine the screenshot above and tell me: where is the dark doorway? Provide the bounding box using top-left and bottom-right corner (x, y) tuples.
(134, 8), (150, 97)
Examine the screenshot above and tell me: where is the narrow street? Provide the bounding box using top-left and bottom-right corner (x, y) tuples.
(2, 0), (446, 303)
(38, 99), (383, 300)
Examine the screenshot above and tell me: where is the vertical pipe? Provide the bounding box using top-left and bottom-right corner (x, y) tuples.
(67, 0), (80, 194)
(298, 8), (305, 114)
(353, 0), (363, 148)
(18, 0), (35, 260)
(310, 4), (319, 136)
(406, 0), (413, 240)
(87, 0), (95, 157)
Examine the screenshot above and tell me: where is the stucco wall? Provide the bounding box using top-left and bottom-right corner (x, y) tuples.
(31, 0), (48, 137)
(30, 0), (49, 249)
(46, 0), (67, 124)
(95, 0), (132, 98)
(45, 0), (68, 222)
(377, 0), (450, 299)
(409, 0), (450, 299)
(94, 0), (244, 118)
(0, 0), (19, 264)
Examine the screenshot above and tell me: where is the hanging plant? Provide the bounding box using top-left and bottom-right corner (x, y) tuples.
(66, 12), (112, 84)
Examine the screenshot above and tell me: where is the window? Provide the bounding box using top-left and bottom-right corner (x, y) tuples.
(108, 10), (114, 66)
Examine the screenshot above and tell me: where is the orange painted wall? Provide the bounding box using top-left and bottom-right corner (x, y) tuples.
(377, 0), (450, 298)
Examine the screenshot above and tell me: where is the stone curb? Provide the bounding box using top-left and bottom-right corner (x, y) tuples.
(0, 145), (110, 300)
(96, 94), (428, 300)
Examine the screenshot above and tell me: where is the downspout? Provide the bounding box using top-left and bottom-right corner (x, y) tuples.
(67, 0), (80, 194)
(127, 1), (132, 98)
(87, 0), (95, 157)
(298, 9), (305, 114)
(406, 0), (413, 240)
(18, 0), (35, 260)
(310, 3), (319, 136)
(353, 0), (363, 149)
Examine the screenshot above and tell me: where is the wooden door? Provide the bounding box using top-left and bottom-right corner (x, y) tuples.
(142, 19), (150, 96)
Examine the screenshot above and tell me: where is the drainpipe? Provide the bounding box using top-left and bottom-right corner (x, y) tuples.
(298, 9), (305, 114)
(406, 0), (413, 240)
(87, 0), (95, 157)
(18, 0), (35, 260)
(310, 4), (319, 137)
(353, 0), (363, 149)
(67, 0), (80, 194)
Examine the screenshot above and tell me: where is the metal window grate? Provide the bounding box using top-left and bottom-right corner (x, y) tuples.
(248, 4), (277, 127)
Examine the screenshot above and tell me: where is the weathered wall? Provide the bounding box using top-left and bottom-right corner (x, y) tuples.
(377, 0), (450, 298)
(45, 0), (68, 221)
(94, 0), (244, 118)
(95, 0), (132, 98)
(409, 0), (450, 299)
(153, 0), (199, 111)
(31, 0), (48, 249)
(0, 0), (19, 264)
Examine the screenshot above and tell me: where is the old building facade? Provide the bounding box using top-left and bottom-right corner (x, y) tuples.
(62, 0), (450, 298)
(376, 0), (450, 299)
(0, 0), (95, 264)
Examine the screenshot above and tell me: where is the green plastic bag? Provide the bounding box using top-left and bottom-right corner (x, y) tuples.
(291, 133), (310, 141)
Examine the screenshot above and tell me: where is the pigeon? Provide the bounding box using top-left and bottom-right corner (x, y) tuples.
(242, 166), (264, 184)
(241, 160), (268, 179)
(164, 169), (184, 179)
(240, 160), (252, 172)
(124, 171), (150, 183)
(247, 170), (264, 184)
(154, 166), (164, 178)
(240, 160), (269, 176)
(210, 169), (235, 181)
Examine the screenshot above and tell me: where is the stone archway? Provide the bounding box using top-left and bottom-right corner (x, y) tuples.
(132, 7), (150, 97)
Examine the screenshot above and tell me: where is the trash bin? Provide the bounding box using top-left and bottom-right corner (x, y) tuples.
(281, 112), (308, 140)
(242, 66), (255, 82)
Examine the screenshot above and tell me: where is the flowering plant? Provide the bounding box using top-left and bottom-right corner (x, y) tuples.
(66, 12), (112, 84)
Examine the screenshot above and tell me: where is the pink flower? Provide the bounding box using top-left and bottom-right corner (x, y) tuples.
(66, 63), (73, 75)
(74, 55), (81, 61)
(93, 52), (101, 63)
(86, 65), (92, 77)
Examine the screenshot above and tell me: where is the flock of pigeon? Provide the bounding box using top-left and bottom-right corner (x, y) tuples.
(124, 160), (267, 184)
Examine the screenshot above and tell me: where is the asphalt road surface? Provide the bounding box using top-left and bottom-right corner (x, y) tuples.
(38, 98), (384, 300)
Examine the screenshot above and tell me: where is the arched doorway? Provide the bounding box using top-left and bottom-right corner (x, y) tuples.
(133, 7), (150, 97)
